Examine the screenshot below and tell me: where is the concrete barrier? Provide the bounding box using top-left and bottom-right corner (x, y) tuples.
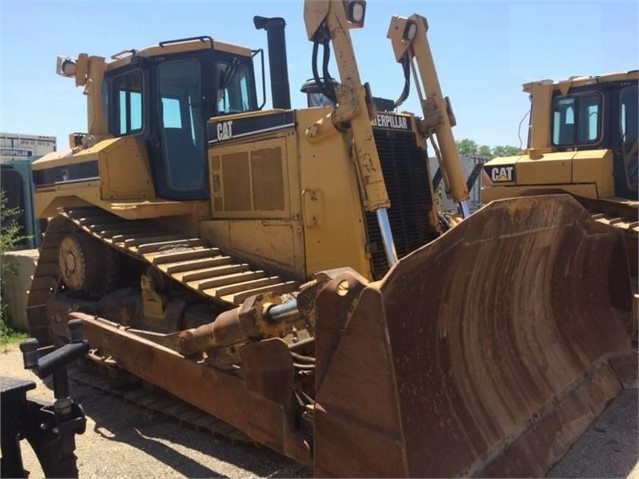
(1, 249), (39, 331)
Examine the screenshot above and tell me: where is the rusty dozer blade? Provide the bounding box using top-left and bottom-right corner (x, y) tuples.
(310, 194), (635, 477)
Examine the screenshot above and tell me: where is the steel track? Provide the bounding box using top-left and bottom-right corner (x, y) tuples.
(68, 360), (250, 443)
(27, 206), (299, 343)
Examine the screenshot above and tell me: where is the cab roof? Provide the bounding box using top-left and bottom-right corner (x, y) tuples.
(106, 37), (253, 70)
(523, 70), (638, 93)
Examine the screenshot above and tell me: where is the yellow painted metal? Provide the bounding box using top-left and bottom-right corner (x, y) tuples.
(297, 108), (372, 280)
(200, 218), (304, 281)
(208, 132), (297, 220)
(32, 147), (96, 170)
(85, 56), (108, 137)
(572, 149), (615, 197)
(33, 145), (200, 219)
(201, 107), (372, 281)
(387, 14), (469, 204)
(33, 136), (155, 216)
(524, 71), (639, 97)
(65, 54), (109, 139)
(35, 183), (201, 220)
(526, 80), (554, 151)
(516, 152), (572, 185)
(483, 150), (614, 197)
(304, 114), (342, 144)
(303, 0), (331, 41)
(202, 121), (306, 279)
(482, 184), (599, 204)
(303, 0), (390, 212)
(35, 184), (102, 219)
(37, 0), (382, 283)
(98, 137), (155, 200)
(486, 155), (523, 166)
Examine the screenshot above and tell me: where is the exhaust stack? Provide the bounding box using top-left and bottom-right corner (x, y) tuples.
(254, 16), (291, 110)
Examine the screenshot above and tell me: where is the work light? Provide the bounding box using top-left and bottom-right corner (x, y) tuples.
(347, 1), (366, 25)
(403, 20), (417, 41)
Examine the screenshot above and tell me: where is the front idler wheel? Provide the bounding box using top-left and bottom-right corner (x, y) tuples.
(58, 232), (116, 296)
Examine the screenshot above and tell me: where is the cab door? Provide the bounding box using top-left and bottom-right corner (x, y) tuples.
(149, 56), (210, 200)
(614, 84), (638, 198)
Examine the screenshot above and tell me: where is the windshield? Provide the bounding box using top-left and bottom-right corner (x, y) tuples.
(215, 61), (254, 115)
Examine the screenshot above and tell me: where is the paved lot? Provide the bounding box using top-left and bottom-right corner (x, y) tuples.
(1, 345), (637, 478)
(548, 387), (638, 478)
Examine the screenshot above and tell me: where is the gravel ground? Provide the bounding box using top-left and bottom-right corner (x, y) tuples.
(548, 386), (639, 478)
(1, 344), (637, 478)
(0, 345), (310, 479)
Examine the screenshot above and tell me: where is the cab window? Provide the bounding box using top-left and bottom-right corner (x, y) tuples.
(215, 61), (254, 115)
(113, 71), (143, 135)
(552, 93), (601, 146)
(157, 58), (205, 191)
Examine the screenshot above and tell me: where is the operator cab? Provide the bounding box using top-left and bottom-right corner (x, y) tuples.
(103, 37), (259, 201)
(550, 77), (638, 199)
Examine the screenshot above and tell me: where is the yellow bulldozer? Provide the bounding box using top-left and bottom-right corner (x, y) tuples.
(25, 1), (634, 476)
(482, 71), (638, 276)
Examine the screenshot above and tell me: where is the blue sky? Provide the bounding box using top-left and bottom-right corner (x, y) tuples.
(1, 0), (637, 150)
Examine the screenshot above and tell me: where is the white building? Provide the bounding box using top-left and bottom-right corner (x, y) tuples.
(1, 133), (56, 249)
(0, 132), (57, 162)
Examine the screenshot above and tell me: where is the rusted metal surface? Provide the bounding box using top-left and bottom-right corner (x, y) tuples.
(519, 188), (638, 276)
(67, 311), (312, 467)
(178, 293), (293, 355)
(311, 195), (633, 477)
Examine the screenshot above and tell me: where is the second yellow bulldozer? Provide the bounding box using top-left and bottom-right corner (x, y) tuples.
(25, 1), (635, 476)
(482, 71), (638, 275)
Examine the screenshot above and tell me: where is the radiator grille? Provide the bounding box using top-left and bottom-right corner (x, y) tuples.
(366, 128), (438, 279)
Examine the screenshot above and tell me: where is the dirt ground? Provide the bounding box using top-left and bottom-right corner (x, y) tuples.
(1, 344), (637, 478)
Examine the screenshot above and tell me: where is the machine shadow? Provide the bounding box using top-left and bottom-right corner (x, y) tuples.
(66, 373), (312, 478)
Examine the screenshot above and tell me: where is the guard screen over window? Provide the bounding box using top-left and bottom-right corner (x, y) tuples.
(552, 93), (601, 146)
(114, 71), (143, 135)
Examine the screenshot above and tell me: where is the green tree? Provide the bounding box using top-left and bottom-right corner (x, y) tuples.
(491, 145), (521, 158)
(0, 190), (26, 255)
(456, 138), (520, 159)
(478, 145), (492, 157)
(0, 189), (28, 345)
(456, 138), (479, 156)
